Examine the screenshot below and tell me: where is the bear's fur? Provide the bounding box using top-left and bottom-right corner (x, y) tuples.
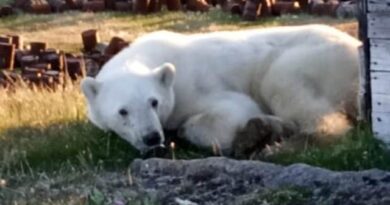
(81, 24), (361, 154)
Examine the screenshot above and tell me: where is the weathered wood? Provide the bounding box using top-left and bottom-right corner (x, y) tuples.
(371, 64), (390, 72)
(372, 94), (390, 112)
(372, 111), (390, 144)
(370, 39), (390, 71)
(368, 13), (390, 39)
(364, 0), (390, 146)
(358, 45), (367, 120)
(358, 0), (372, 121)
(368, 0), (390, 12)
(371, 71), (390, 95)
(81, 29), (100, 52)
(0, 43), (15, 70)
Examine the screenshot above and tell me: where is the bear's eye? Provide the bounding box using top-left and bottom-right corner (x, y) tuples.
(118, 109), (128, 116)
(150, 98), (159, 109)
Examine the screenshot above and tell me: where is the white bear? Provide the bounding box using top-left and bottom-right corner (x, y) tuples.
(81, 24), (361, 154)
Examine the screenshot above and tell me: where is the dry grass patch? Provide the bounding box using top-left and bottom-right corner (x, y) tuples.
(0, 9), (357, 52)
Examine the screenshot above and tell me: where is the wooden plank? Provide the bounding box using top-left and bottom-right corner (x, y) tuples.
(370, 71), (390, 95)
(371, 63), (390, 72)
(370, 39), (390, 70)
(368, 13), (390, 39)
(368, 0), (390, 12)
(372, 93), (390, 112)
(372, 111), (390, 145)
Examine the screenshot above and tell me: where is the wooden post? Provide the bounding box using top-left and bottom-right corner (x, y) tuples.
(165, 0), (181, 11)
(8, 35), (23, 50)
(358, 0), (370, 121)
(30, 42), (47, 56)
(133, 0), (150, 13)
(0, 36), (12, 44)
(0, 43), (15, 70)
(81, 29), (100, 52)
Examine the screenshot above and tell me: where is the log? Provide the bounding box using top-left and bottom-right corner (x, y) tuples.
(30, 42), (47, 56)
(0, 43), (15, 70)
(133, 0), (150, 13)
(242, 0), (260, 21)
(148, 0), (162, 12)
(115, 1), (132, 11)
(65, 57), (86, 80)
(81, 29), (100, 52)
(166, 0), (181, 11)
(82, 0), (105, 12)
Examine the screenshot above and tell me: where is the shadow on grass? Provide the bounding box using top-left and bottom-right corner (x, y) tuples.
(0, 121), (137, 174)
(263, 124), (390, 171)
(1, 120), (387, 176)
(0, 120), (211, 176)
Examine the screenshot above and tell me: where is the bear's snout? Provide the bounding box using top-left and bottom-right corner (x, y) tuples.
(143, 131), (162, 146)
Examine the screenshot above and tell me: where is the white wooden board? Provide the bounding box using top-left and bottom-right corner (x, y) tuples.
(370, 71), (390, 95)
(370, 39), (390, 71)
(372, 112), (390, 145)
(368, 13), (390, 39)
(372, 93), (390, 112)
(368, 0), (390, 12)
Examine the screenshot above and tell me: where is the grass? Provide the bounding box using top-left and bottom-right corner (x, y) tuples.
(264, 124), (390, 171)
(0, 8), (389, 204)
(0, 83), (208, 178)
(0, 0), (11, 6)
(241, 186), (312, 205)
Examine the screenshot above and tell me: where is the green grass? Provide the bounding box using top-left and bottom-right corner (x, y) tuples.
(0, 0), (11, 6)
(0, 84), (208, 180)
(264, 124), (390, 171)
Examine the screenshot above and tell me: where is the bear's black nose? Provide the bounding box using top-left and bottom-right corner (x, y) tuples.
(143, 131), (161, 146)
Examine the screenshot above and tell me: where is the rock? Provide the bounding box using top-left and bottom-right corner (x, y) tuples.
(6, 158), (390, 204)
(130, 157), (390, 205)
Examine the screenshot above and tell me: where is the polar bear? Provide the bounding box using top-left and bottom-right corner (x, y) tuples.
(81, 24), (361, 154)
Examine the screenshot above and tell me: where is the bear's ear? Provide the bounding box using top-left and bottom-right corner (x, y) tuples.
(154, 63), (176, 87)
(81, 77), (101, 102)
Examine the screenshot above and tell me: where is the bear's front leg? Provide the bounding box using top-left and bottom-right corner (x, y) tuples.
(178, 92), (262, 154)
(178, 91), (296, 155)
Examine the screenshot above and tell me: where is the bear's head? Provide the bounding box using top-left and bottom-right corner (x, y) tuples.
(81, 63), (176, 153)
